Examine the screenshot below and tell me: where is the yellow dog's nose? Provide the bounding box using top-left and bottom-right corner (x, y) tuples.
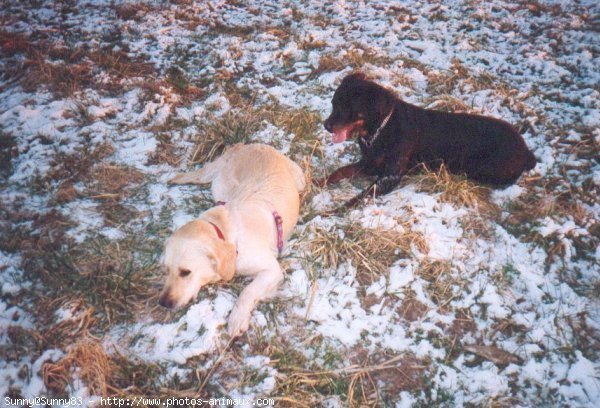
(158, 294), (175, 309)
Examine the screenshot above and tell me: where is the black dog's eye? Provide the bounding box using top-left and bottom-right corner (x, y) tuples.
(356, 112), (365, 119)
(179, 268), (191, 277)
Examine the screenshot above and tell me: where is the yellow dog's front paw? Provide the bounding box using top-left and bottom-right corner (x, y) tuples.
(227, 307), (251, 338)
(168, 173), (189, 184)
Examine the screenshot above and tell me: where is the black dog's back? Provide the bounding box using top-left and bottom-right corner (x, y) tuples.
(399, 102), (536, 185)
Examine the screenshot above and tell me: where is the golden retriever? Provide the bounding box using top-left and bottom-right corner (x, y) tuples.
(159, 143), (305, 337)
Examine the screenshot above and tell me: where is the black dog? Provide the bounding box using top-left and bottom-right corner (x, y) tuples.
(318, 73), (536, 208)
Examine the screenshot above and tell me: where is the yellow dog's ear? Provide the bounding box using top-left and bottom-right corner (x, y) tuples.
(201, 205), (235, 281)
(209, 241), (237, 282)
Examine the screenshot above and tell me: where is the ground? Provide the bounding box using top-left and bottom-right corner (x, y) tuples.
(0, 0), (599, 407)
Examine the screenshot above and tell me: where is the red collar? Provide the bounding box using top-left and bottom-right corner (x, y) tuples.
(208, 222), (225, 241)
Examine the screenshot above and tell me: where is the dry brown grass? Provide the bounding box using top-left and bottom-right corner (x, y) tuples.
(1, 30), (155, 97)
(427, 59), (513, 98)
(515, 178), (586, 215)
(300, 35), (327, 51)
(139, 69), (205, 106)
(88, 49), (154, 79)
(462, 344), (522, 367)
(0, 206), (68, 258)
(146, 132), (184, 167)
(190, 110), (260, 163)
(53, 182), (78, 204)
(265, 27), (292, 42)
(297, 150), (321, 205)
(397, 297), (429, 322)
(209, 21), (255, 37)
(69, 240), (158, 324)
(424, 94), (474, 113)
(85, 164), (144, 200)
(417, 261), (466, 313)
(45, 142), (115, 185)
(225, 88), (322, 142)
(22, 60), (95, 97)
(501, 179), (596, 266)
(64, 99), (98, 127)
(308, 222), (427, 283)
(471, 71), (513, 96)
(311, 48), (393, 79)
(23, 47), (154, 96)
(114, 3), (154, 21)
(37, 298), (97, 348)
(272, 350), (427, 407)
(411, 164), (497, 216)
(449, 309), (477, 340)
(426, 60), (471, 95)
(165, 67), (205, 98)
(190, 98), (321, 164)
(44, 339), (112, 395)
(21, 231), (158, 327)
(0, 30), (34, 57)
(43, 338), (164, 399)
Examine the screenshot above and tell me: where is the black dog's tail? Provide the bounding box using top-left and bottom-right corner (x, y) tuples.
(525, 149), (537, 170)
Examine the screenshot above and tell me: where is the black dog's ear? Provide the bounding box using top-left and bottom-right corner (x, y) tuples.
(342, 72), (367, 83)
(374, 87), (395, 118)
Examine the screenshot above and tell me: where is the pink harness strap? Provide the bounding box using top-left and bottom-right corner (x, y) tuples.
(215, 201), (284, 255)
(272, 211), (284, 255)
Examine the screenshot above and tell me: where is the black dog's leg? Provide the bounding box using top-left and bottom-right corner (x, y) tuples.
(314, 162), (364, 187)
(340, 174), (402, 210)
(339, 156), (410, 210)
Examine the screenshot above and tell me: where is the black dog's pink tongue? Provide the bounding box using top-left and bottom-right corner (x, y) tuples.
(332, 128), (348, 143)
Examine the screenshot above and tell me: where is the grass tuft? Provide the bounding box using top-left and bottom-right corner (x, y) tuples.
(191, 110), (260, 163)
(411, 164), (496, 215)
(311, 47), (393, 78)
(44, 339), (112, 395)
(424, 94), (474, 113)
(85, 164), (144, 201)
(22, 60), (95, 97)
(44, 142), (115, 185)
(0, 30), (34, 57)
(190, 96), (322, 164)
(1, 30), (155, 97)
(272, 350), (427, 407)
(44, 339), (165, 399)
(417, 261), (467, 313)
(308, 222), (427, 283)
(23, 234), (159, 327)
(114, 3), (154, 21)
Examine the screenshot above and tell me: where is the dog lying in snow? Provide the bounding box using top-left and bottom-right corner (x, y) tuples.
(317, 73), (537, 208)
(159, 143), (305, 337)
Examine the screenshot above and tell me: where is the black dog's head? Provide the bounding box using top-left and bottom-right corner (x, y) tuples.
(324, 73), (395, 143)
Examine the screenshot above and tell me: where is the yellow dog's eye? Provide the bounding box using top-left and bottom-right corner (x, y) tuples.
(179, 268), (191, 277)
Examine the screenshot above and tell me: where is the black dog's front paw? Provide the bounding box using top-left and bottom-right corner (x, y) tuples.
(312, 177), (328, 188)
(340, 192), (372, 211)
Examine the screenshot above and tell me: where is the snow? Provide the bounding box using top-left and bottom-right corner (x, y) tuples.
(387, 262), (416, 294)
(230, 355), (278, 399)
(122, 293), (235, 364)
(491, 184), (525, 205)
